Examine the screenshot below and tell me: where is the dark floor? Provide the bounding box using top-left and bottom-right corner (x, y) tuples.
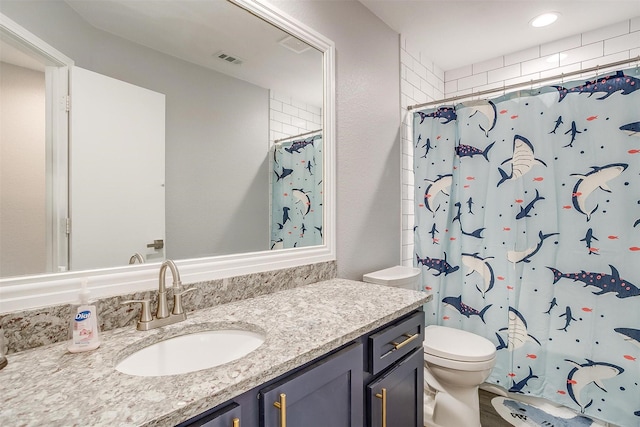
(479, 389), (513, 427)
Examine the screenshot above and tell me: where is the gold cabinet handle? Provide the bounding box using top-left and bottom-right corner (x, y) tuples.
(273, 393), (287, 427)
(391, 332), (418, 350)
(232, 418), (239, 427)
(375, 388), (387, 427)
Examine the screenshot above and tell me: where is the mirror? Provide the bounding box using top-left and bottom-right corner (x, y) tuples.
(0, 0), (330, 281)
(0, 0), (335, 312)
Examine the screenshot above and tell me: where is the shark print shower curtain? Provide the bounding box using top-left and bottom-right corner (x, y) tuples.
(413, 68), (640, 426)
(271, 133), (323, 250)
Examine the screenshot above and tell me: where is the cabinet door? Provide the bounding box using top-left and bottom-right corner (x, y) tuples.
(367, 348), (423, 427)
(261, 343), (363, 427)
(177, 402), (243, 427)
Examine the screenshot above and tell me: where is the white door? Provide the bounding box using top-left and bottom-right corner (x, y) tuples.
(70, 66), (165, 270)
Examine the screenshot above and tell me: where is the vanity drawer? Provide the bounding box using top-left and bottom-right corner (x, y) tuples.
(368, 310), (424, 375)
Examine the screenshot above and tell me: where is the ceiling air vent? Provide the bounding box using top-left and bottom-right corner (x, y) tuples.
(214, 51), (243, 65)
(278, 36), (311, 54)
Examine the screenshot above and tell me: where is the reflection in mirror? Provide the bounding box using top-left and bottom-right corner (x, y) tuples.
(0, 0), (324, 279)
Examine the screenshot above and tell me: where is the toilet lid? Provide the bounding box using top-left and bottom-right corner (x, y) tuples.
(423, 325), (496, 362)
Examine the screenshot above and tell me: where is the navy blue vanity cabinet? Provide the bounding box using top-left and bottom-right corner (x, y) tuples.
(366, 349), (424, 427)
(365, 310), (425, 427)
(176, 402), (243, 427)
(177, 309), (425, 427)
(260, 342), (363, 427)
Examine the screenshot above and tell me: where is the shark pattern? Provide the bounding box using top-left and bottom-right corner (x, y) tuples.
(614, 328), (640, 349)
(461, 253), (495, 297)
(442, 295), (491, 323)
(284, 136), (318, 153)
(416, 253), (459, 276)
(460, 223), (485, 239)
(549, 265), (640, 299)
(291, 189), (311, 216)
(580, 228), (599, 255)
(429, 224), (439, 240)
(270, 238), (284, 250)
(416, 106), (457, 124)
(563, 121), (582, 148)
(423, 174), (452, 213)
(570, 163), (628, 222)
(455, 141), (495, 161)
(620, 121), (640, 137)
(515, 189), (545, 220)
(509, 366), (539, 393)
(565, 359), (624, 413)
(549, 115), (564, 134)
(275, 167), (293, 182)
(420, 137), (433, 158)
(497, 307), (542, 351)
(558, 306), (577, 332)
(553, 71), (640, 102)
(544, 297), (558, 314)
(507, 231), (559, 264)
(498, 135), (547, 187)
(281, 207), (291, 225)
(467, 100), (498, 136)
(497, 397), (594, 426)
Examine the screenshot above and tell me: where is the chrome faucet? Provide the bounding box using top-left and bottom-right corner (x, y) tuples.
(157, 259), (180, 319)
(122, 260), (195, 331)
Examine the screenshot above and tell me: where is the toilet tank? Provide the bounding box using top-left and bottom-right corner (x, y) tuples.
(362, 266), (421, 291)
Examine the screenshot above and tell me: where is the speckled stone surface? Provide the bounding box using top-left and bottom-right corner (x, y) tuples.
(0, 279), (430, 427)
(0, 261), (337, 354)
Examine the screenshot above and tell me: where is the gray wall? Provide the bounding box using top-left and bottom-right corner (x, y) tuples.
(1, 1), (270, 261)
(272, 0), (402, 280)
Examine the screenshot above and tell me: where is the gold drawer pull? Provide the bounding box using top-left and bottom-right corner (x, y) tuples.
(375, 388), (387, 427)
(391, 332), (419, 350)
(273, 393), (287, 427)
(232, 418), (239, 427)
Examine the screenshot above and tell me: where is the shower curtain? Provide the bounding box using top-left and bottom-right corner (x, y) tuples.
(413, 68), (640, 426)
(270, 133), (323, 250)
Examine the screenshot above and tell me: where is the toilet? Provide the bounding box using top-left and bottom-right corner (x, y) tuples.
(363, 266), (496, 427)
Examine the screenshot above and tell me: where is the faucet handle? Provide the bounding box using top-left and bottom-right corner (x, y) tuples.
(172, 287), (196, 315)
(121, 299), (153, 323)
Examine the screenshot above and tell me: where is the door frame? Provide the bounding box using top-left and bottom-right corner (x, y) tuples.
(0, 13), (73, 274)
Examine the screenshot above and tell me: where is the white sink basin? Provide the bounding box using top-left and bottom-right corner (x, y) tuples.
(115, 329), (265, 377)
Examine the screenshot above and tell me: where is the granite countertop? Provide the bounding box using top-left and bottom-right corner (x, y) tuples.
(0, 279), (430, 426)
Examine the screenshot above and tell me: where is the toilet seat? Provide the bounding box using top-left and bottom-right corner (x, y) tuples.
(424, 351), (496, 371)
(423, 325), (496, 371)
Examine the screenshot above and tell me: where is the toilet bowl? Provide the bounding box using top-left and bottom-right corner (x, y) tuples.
(362, 267), (496, 427)
(423, 325), (496, 427)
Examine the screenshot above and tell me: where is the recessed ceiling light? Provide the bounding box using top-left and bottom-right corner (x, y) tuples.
(530, 12), (560, 28)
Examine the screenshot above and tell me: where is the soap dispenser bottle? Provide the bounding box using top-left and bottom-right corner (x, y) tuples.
(68, 279), (101, 353)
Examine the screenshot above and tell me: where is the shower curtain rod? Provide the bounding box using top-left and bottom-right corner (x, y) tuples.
(407, 55), (640, 111)
(274, 128), (322, 144)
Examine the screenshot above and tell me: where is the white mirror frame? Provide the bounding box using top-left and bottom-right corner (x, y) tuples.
(0, 0), (336, 313)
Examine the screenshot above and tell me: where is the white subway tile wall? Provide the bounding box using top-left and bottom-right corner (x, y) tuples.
(400, 35), (445, 267)
(269, 91), (322, 144)
(400, 18), (639, 267)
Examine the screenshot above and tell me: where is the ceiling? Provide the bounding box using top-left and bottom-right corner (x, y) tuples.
(63, 0), (323, 106)
(359, 0), (640, 71)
